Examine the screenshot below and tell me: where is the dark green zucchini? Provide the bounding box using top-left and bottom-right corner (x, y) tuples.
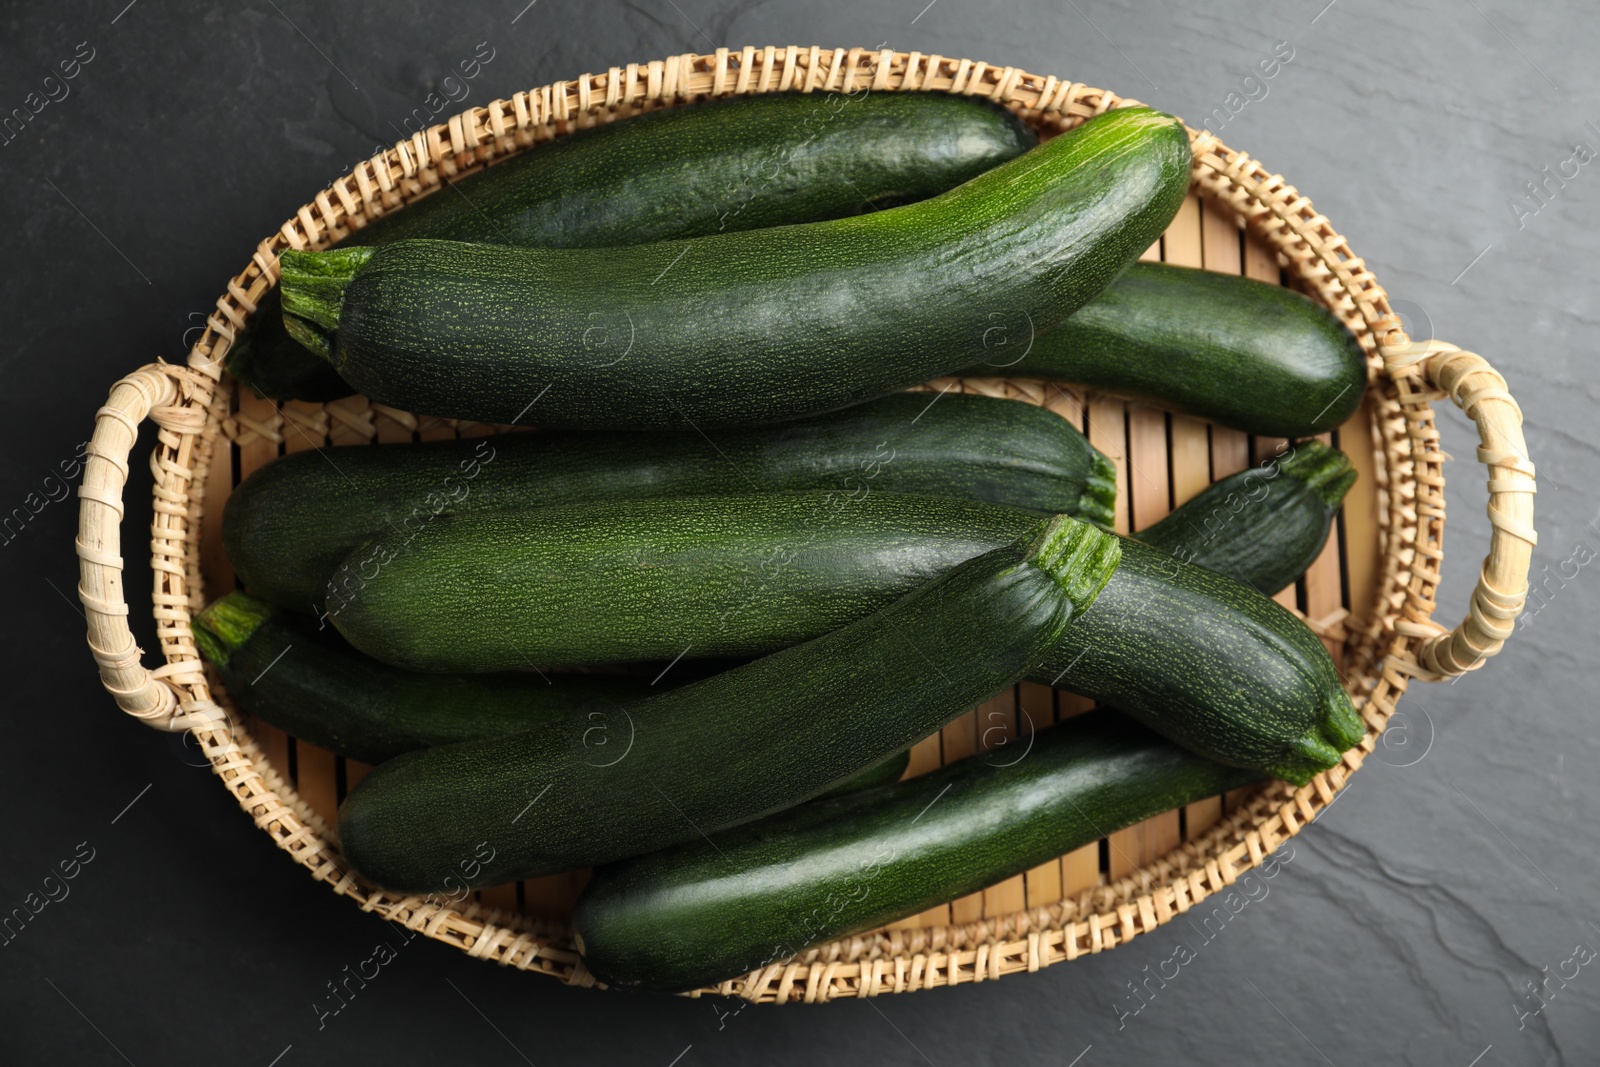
(231, 90), (1039, 402)
(194, 591), (907, 799)
(191, 592), (642, 765)
(331, 473), (1358, 782)
(1000, 262), (1366, 437)
(328, 493), (1048, 668)
(816, 749), (910, 799)
(573, 710), (1263, 992)
(1033, 536), (1358, 784)
(280, 107), (1191, 429)
(335, 515), (1120, 892)
(224, 392), (1114, 613)
(1137, 438), (1355, 594)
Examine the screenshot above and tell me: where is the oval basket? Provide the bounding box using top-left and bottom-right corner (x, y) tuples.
(76, 47), (1536, 1003)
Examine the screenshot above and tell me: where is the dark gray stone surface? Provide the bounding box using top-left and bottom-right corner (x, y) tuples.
(0, 1), (1593, 1064)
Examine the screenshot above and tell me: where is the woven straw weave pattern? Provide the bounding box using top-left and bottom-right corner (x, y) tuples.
(73, 46), (1535, 1002)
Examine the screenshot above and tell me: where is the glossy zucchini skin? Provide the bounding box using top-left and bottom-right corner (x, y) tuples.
(1043, 442), (1362, 782)
(1004, 262), (1367, 437)
(230, 90), (1039, 402)
(1137, 438), (1356, 595)
(331, 465), (1358, 783)
(1034, 537), (1361, 784)
(328, 492), (1048, 669)
(191, 593), (641, 766)
(573, 710), (1263, 992)
(194, 592), (906, 799)
(280, 107), (1191, 429)
(222, 392), (1115, 613)
(335, 516), (1120, 892)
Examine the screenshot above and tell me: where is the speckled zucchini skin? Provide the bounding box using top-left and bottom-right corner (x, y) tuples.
(1005, 261), (1367, 437)
(572, 710), (1264, 993)
(194, 592), (909, 799)
(335, 516), (1120, 892)
(191, 593), (642, 766)
(328, 492), (1051, 670)
(222, 392), (1115, 613)
(230, 90), (1039, 401)
(816, 749), (910, 799)
(331, 464), (1359, 783)
(1032, 537), (1361, 785)
(281, 108), (1191, 429)
(1136, 438), (1356, 594)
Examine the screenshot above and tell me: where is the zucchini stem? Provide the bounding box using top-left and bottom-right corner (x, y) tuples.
(1267, 690), (1365, 785)
(1077, 448), (1119, 531)
(1022, 514), (1121, 619)
(193, 592), (275, 670)
(1273, 439), (1357, 510)
(278, 247), (375, 364)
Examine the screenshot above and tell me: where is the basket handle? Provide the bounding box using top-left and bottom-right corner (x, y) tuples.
(77, 363), (210, 731)
(1381, 339), (1536, 679)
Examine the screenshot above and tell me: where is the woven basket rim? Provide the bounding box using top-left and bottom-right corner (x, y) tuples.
(72, 46), (1536, 1003)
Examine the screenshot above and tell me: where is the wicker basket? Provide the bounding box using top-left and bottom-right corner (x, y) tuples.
(75, 47), (1535, 1003)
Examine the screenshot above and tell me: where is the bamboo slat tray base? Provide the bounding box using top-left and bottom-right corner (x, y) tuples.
(79, 48), (1535, 1003)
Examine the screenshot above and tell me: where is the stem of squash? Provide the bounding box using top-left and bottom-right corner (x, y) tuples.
(192, 592), (275, 670)
(278, 246), (375, 363)
(1021, 514), (1122, 621)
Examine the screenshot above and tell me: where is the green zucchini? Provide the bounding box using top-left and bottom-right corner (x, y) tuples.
(332, 473), (1358, 782)
(191, 592), (642, 766)
(193, 591), (907, 799)
(335, 515), (1120, 892)
(816, 749), (910, 800)
(224, 392), (1114, 613)
(1137, 438), (1355, 594)
(230, 90), (1039, 402)
(573, 710), (1263, 992)
(327, 492), (1046, 667)
(279, 107), (1191, 429)
(1033, 536), (1357, 784)
(1001, 262), (1366, 437)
